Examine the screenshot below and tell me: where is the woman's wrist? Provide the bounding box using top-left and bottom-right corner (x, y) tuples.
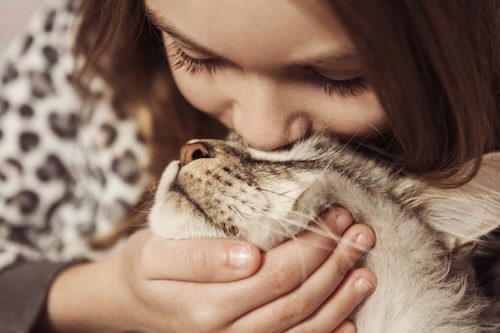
(44, 258), (130, 332)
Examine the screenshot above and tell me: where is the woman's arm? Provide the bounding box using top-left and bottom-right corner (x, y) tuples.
(0, 262), (75, 332)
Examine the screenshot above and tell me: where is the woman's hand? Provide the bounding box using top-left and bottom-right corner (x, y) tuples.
(45, 208), (376, 333)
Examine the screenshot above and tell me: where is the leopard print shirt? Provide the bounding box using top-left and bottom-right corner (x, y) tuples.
(0, 0), (151, 272)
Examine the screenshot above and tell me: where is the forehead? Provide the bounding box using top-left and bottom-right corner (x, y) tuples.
(146, 0), (355, 68)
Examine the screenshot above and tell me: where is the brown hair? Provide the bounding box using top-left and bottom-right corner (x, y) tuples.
(74, 1), (226, 175)
(75, 1), (226, 246)
(330, 0), (500, 184)
(74, 1), (499, 245)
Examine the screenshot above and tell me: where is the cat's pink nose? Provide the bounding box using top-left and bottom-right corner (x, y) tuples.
(179, 142), (210, 166)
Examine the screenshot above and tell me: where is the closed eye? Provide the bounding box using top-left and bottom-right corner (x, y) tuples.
(166, 39), (368, 98)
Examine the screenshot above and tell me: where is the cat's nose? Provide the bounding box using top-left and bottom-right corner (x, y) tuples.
(179, 142), (211, 166)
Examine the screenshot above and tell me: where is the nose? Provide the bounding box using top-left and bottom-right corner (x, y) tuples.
(228, 76), (310, 150)
(179, 142), (210, 166)
(232, 109), (311, 150)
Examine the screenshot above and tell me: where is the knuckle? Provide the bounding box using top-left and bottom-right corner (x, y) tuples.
(344, 324), (357, 333)
(287, 326), (320, 333)
(335, 320), (357, 333)
(313, 228), (339, 251)
(284, 292), (318, 320)
(188, 247), (214, 277)
(263, 263), (297, 293)
(333, 252), (355, 275)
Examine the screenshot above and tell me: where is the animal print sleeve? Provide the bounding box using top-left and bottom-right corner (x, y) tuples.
(0, 2), (87, 330)
(0, 0), (151, 274)
(0, 0), (84, 273)
(0, 0), (151, 330)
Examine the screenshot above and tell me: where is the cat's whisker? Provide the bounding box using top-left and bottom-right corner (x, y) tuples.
(237, 199), (328, 236)
(237, 203), (299, 240)
(237, 204), (314, 233)
(236, 207), (345, 254)
(237, 183), (333, 235)
(236, 205), (341, 251)
(228, 206), (296, 242)
(233, 206), (335, 279)
(241, 183), (323, 222)
(228, 205), (292, 238)
(239, 193), (331, 232)
(256, 187), (302, 202)
(238, 203), (371, 254)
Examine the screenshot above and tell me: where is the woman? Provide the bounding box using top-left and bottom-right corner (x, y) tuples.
(0, 0), (498, 332)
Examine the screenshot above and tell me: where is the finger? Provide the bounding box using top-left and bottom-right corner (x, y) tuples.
(219, 208), (352, 313)
(320, 207), (354, 236)
(287, 268), (375, 333)
(140, 231), (261, 282)
(193, 209), (352, 326)
(140, 206), (348, 283)
(229, 222), (374, 332)
(330, 320), (356, 333)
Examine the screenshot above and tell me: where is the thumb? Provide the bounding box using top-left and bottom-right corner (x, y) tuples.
(139, 231), (262, 282)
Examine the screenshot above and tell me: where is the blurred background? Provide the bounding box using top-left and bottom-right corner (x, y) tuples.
(0, 1), (44, 56)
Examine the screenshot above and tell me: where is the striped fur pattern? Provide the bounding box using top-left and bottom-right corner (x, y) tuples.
(149, 134), (500, 332)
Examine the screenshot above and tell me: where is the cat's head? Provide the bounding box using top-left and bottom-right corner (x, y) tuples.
(149, 134), (500, 251)
(149, 135), (340, 249)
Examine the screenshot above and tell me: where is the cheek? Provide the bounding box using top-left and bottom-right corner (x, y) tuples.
(170, 67), (229, 118)
(314, 91), (388, 136)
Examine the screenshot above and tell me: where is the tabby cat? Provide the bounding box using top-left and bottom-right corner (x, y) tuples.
(149, 134), (500, 332)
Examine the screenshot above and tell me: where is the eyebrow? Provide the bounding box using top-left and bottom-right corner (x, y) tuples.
(145, 6), (221, 56)
(144, 6), (359, 66)
(292, 51), (360, 66)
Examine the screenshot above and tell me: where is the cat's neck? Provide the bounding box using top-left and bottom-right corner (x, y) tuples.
(354, 208), (484, 333)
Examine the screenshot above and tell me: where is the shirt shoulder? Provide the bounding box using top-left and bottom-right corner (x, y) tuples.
(0, 0), (151, 269)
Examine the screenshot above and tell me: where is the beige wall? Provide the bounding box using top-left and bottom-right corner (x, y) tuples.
(0, 1), (44, 56)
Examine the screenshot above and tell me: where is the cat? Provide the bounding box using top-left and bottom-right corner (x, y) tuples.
(148, 134), (500, 332)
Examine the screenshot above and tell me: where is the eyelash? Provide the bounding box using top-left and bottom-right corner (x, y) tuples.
(167, 41), (368, 97)
(309, 72), (367, 97)
(168, 41), (222, 75)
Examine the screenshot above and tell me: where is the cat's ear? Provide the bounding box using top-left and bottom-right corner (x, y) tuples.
(418, 152), (500, 250)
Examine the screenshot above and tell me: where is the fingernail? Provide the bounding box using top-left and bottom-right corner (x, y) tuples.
(354, 233), (372, 251)
(228, 245), (251, 269)
(335, 214), (351, 233)
(354, 277), (374, 294)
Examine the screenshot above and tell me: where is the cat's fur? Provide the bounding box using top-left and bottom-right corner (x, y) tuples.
(149, 135), (500, 332)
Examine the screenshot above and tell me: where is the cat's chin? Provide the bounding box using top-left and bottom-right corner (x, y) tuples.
(148, 160), (317, 250)
(148, 195), (228, 240)
(148, 161), (229, 240)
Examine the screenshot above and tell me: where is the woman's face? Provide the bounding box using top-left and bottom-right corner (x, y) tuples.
(146, 0), (387, 150)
